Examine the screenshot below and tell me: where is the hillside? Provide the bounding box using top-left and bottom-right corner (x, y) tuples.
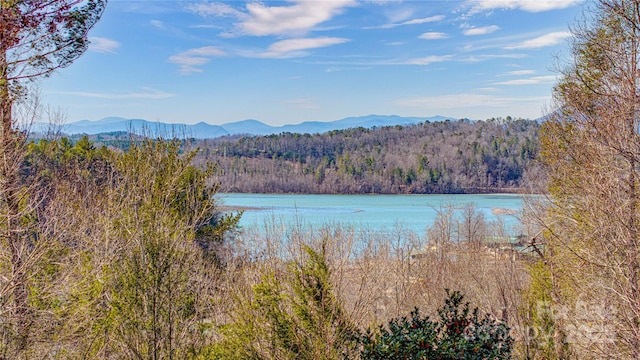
(194, 117), (541, 194)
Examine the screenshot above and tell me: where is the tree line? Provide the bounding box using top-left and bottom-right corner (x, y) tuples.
(193, 117), (540, 194)
(4, 0), (640, 358)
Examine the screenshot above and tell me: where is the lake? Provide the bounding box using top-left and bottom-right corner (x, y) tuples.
(217, 193), (531, 236)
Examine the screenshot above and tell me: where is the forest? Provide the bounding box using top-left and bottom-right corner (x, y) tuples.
(194, 117), (540, 194)
(2, 0), (640, 359)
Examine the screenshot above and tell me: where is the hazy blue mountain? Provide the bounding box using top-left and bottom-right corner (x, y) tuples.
(34, 117), (229, 138)
(220, 119), (276, 136)
(41, 114), (457, 139)
(275, 115), (452, 134)
(187, 122), (229, 138)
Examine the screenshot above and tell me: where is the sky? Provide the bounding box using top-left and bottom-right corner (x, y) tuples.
(40, 0), (586, 126)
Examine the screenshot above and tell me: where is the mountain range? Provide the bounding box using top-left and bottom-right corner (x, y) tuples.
(32, 114), (458, 139)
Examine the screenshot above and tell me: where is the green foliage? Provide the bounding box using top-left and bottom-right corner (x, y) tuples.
(212, 243), (358, 360)
(24, 135), (112, 189)
(288, 244), (358, 359)
(520, 261), (568, 360)
(0, 0), (106, 84)
(105, 139), (238, 358)
(18, 137), (241, 358)
(358, 290), (513, 359)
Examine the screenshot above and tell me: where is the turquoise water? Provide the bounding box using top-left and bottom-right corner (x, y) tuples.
(217, 193), (529, 236)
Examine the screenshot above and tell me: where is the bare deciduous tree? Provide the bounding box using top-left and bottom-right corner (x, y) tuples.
(0, 1), (105, 355)
(539, 0), (640, 357)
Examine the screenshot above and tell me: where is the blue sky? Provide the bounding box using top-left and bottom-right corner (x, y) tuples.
(41, 0), (584, 126)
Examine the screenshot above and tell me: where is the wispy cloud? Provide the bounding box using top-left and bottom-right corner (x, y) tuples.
(88, 37), (120, 54)
(395, 94), (508, 108)
(326, 66), (372, 72)
(50, 88), (174, 100)
(186, 2), (243, 17)
(150, 19), (165, 29)
(169, 46), (226, 74)
(383, 7), (415, 23)
(367, 15), (445, 30)
(260, 37), (349, 58)
(403, 16), (446, 25)
(395, 93), (548, 109)
(460, 53), (526, 62)
(468, 0), (581, 13)
(299, 52), (523, 67)
(505, 31), (571, 49)
(406, 55), (454, 65)
(503, 69), (536, 76)
(365, 0), (401, 4)
(493, 75), (556, 85)
(419, 32), (449, 40)
(284, 98), (320, 109)
(463, 25), (499, 36)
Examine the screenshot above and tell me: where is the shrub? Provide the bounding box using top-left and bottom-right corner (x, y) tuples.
(358, 290), (513, 359)
(212, 243), (358, 359)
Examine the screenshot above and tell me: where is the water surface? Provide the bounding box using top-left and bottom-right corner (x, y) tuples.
(218, 193), (528, 236)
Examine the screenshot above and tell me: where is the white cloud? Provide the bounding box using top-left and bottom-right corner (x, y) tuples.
(468, 0), (581, 13)
(459, 54), (526, 62)
(463, 25), (500, 36)
(394, 93), (548, 109)
(367, 15), (445, 30)
(503, 69), (536, 75)
(51, 88), (174, 100)
(169, 46), (226, 74)
(407, 55), (453, 65)
(88, 37), (120, 54)
(189, 1), (355, 37)
(260, 37), (349, 58)
(235, 0), (356, 36)
(190, 24), (220, 29)
(325, 65), (371, 72)
(419, 32), (449, 40)
(394, 93), (551, 119)
(385, 7), (416, 23)
(150, 19), (164, 29)
(396, 94), (507, 108)
(505, 31), (571, 49)
(493, 75), (556, 85)
(403, 16), (446, 25)
(184, 47), (226, 57)
(186, 2), (242, 17)
(365, 0), (402, 4)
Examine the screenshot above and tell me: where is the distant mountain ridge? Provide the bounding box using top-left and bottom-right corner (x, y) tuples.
(32, 114), (458, 139)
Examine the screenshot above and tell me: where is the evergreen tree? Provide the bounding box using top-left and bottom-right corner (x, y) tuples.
(358, 290), (513, 360)
(0, 2), (105, 356)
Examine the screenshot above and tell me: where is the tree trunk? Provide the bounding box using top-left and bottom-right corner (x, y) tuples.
(0, 47), (30, 352)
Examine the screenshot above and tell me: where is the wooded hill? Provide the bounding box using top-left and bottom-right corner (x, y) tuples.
(193, 117), (540, 194)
